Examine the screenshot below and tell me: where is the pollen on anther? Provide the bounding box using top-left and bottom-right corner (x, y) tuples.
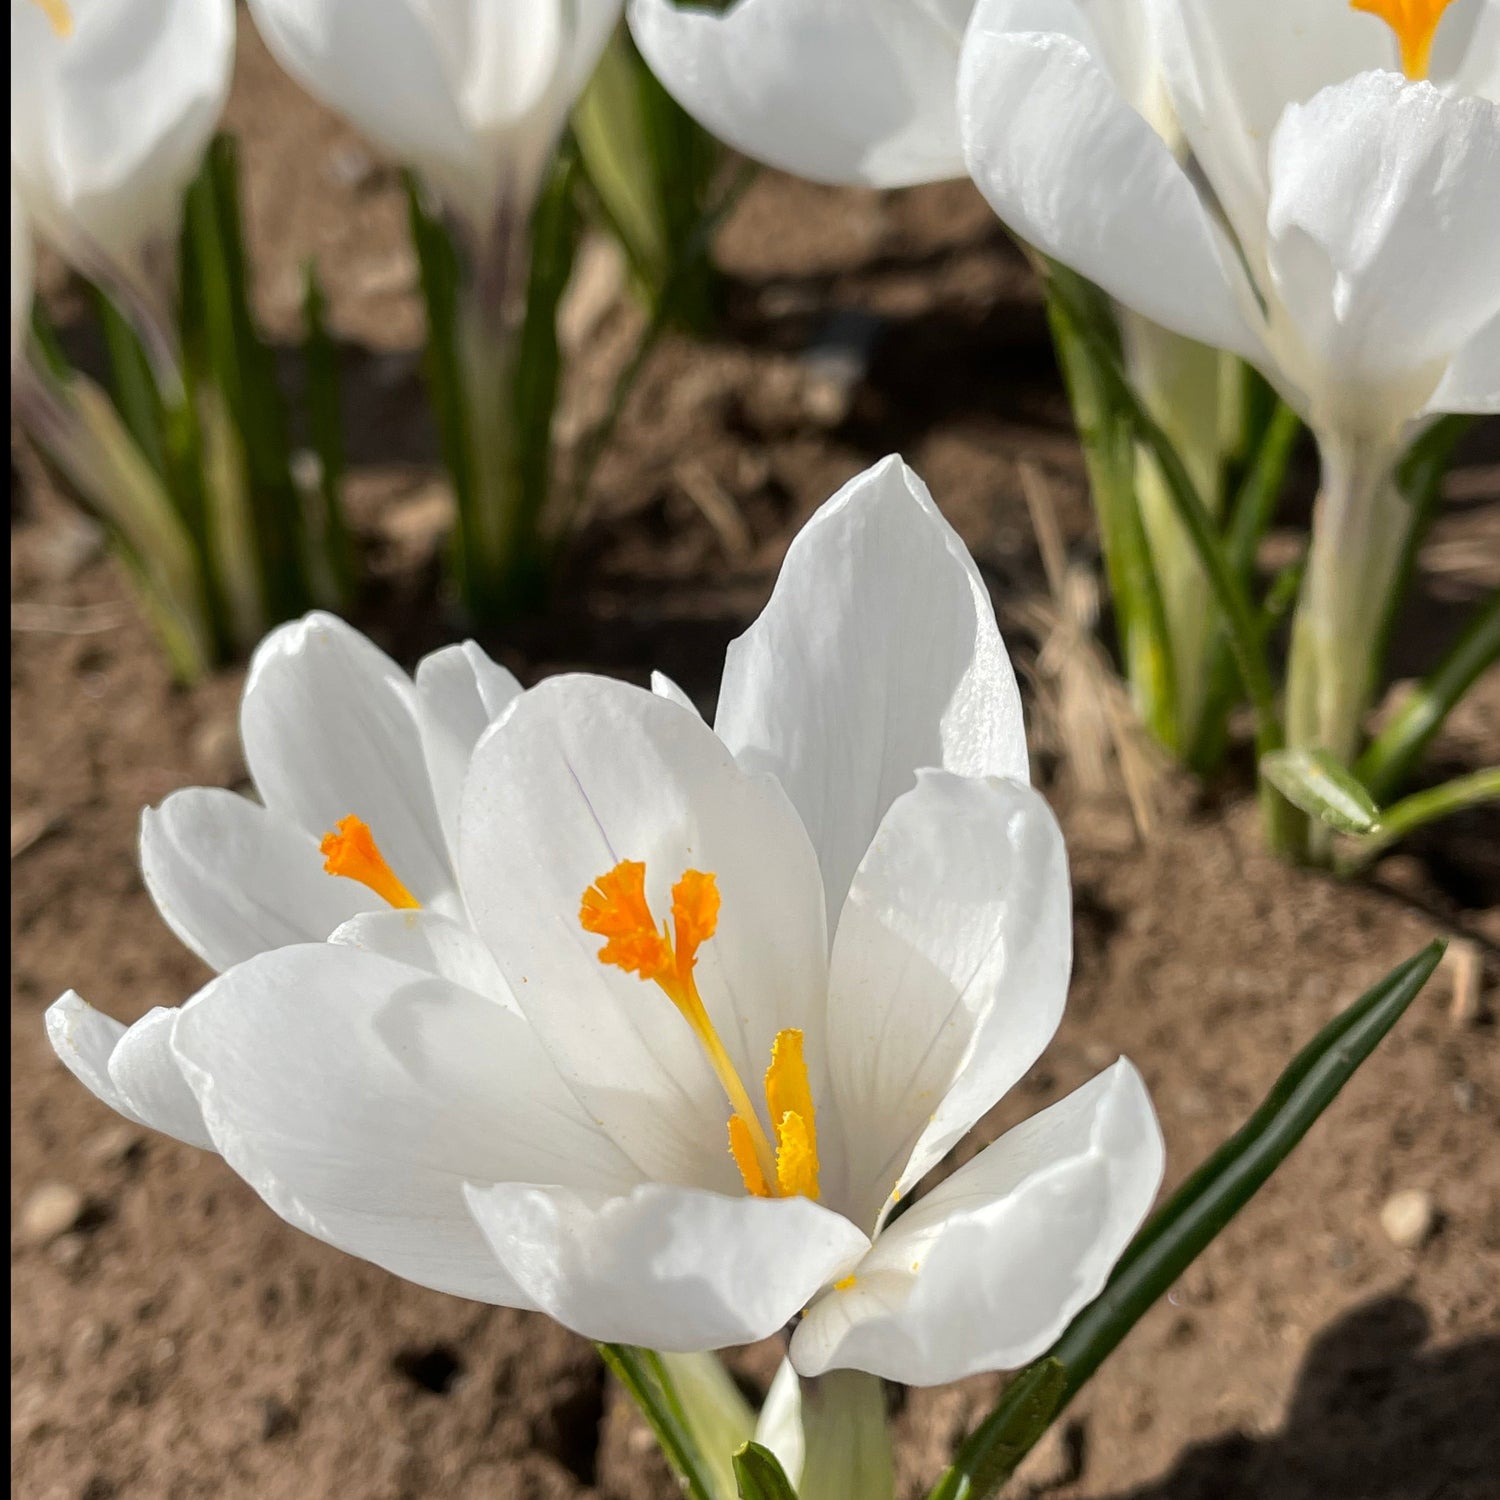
(320, 814), (420, 910)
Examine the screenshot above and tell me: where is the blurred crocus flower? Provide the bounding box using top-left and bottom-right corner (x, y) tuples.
(628, 0), (1165, 187)
(959, 0), (1500, 762)
(246, 0), (622, 248)
(9, 0), (236, 306)
(959, 0), (1500, 451)
(47, 457), (1163, 1387)
(11, 184), (32, 361)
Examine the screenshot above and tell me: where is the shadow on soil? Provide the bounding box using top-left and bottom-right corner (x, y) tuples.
(1104, 1296), (1499, 1500)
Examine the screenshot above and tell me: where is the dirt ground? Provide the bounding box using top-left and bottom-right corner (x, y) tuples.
(11, 24), (1500, 1500)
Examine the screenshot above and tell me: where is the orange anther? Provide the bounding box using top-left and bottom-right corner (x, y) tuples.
(1350, 0), (1457, 79)
(319, 815), (420, 910)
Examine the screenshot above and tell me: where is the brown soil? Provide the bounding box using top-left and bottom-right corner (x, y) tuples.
(12, 25), (1500, 1500)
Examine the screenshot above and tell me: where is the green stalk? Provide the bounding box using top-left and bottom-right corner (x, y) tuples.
(300, 262), (355, 609)
(597, 1345), (721, 1500)
(928, 942), (1445, 1500)
(1336, 767), (1500, 875)
(1355, 588), (1500, 804)
(1121, 315), (1228, 751)
(656, 1352), (757, 1500)
(1188, 402), (1303, 772)
(93, 286), (167, 479)
(1045, 274), (1178, 753)
(798, 1370), (895, 1500)
(1045, 269), (1285, 821)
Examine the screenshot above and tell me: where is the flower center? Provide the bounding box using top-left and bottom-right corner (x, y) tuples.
(320, 815), (420, 909)
(30, 0), (72, 37)
(579, 859), (820, 1201)
(1350, 0), (1457, 78)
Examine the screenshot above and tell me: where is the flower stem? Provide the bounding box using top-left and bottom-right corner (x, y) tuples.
(798, 1369), (894, 1500)
(1285, 433), (1407, 859)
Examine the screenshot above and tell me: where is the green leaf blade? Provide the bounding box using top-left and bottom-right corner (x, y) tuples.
(929, 942), (1444, 1500)
(1260, 749), (1381, 834)
(733, 1441), (800, 1500)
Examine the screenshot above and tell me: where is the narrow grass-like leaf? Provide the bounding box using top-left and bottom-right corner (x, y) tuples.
(928, 942), (1444, 1500)
(1355, 589), (1500, 804)
(1045, 268), (1178, 753)
(597, 1344), (721, 1500)
(300, 261), (354, 607)
(1260, 749), (1381, 834)
(1336, 767), (1500, 874)
(733, 1441), (800, 1500)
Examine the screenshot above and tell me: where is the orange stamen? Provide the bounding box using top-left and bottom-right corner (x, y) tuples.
(319, 815), (420, 910)
(31, 0), (73, 37)
(729, 1116), (771, 1198)
(1350, 0), (1457, 78)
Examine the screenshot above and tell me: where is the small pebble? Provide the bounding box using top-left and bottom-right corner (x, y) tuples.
(21, 1182), (86, 1245)
(1380, 1188), (1437, 1250)
(87, 1124), (144, 1168)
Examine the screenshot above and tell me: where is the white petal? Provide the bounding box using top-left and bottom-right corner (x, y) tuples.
(413, 641), (522, 862)
(959, 0), (1262, 359)
(715, 455), (1027, 928)
(171, 943), (637, 1304)
(1433, 0), (1500, 102)
(45, 992), (213, 1149)
(106, 1006), (216, 1149)
(822, 771), (1071, 1232)
(11, 0), (235, 269)
(141, 787), (380, 973)
(464, 1179), (869, 1349)
(1425, 307), (1500, 414)
(629, 0), (966, 187)
(1147, 0), (1386, 268)
(754, 1358), (806, 1488)
(239, 613), (452, 906)
(246, 0), (475, 203)
(1263, 74), (1500, 427)
(460, 674), (829, 1189)
(329, 908), (519, 1014)
(791, 1059), (1163, 1384)
(651, 669), (701, 718)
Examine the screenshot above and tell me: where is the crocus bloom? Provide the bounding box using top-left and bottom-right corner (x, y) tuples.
(629, 0), (1164, 188)
(959, 0), (1500, 761)
(9, 0), (236, 301)
(11, 184), (31, 362)
(246, 0), (622, 247)
(48, 613), (522, 1146)
(47, 458), (1163, 1387)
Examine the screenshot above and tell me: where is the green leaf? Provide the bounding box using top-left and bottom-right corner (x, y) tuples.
(1355, 588), (1500, 804)
(1336, 766), (1500, 875)
(573, 26), (721, 329)
(924, 1361), (1066, 1500)
(1260, 749), (1382, 834)
(300, 260), (355, 609)
(597, 1345), (721, 1500)
(733, 1441), (800, 1500)
(929, 942), (1445, 1500)
(1044, 268), (1178, 755)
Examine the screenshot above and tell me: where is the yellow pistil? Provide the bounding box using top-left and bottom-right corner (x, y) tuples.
(31, 0), (73, 37)
(1350, 0), (1457, 79)
(320, 814), (420, 909)
(580, 859), (821, 1201)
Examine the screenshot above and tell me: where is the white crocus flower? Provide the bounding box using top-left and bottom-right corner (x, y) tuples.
(628, 0), (1164, 188)
(11, 184), (31, 362)
(48, 611), (522, 1149)
(9, 0), (235, 312)
(46, 458), (1163, 1387)
(959, 0), (1500, 762)
(246, 0), (621, 249)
